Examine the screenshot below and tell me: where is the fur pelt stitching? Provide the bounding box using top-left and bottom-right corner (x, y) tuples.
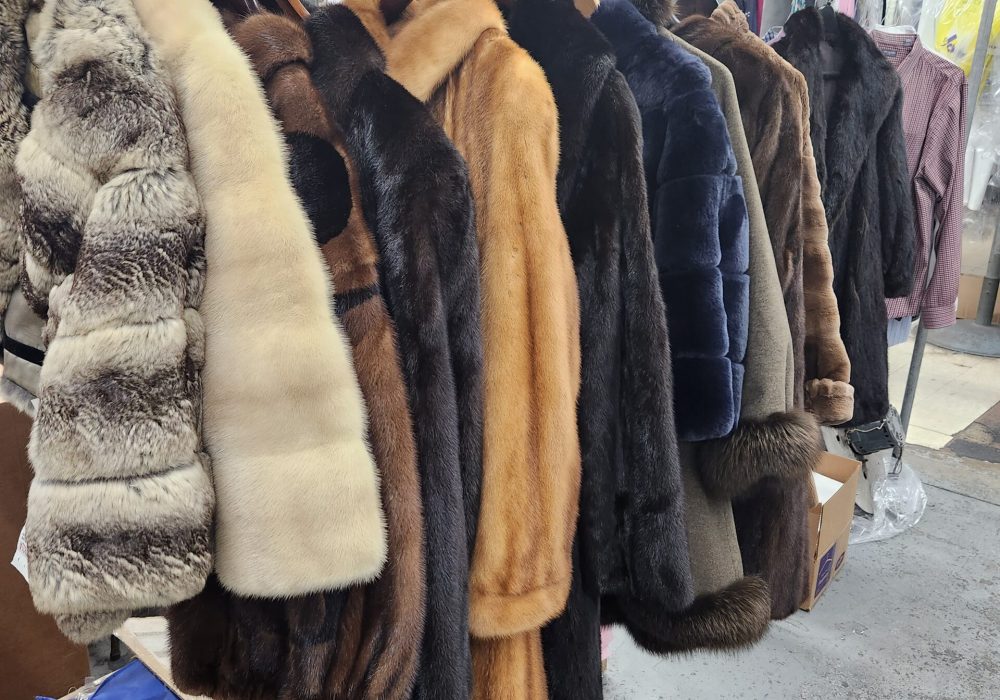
(19, 0), (213, 643)
(133, 0), (387, 598)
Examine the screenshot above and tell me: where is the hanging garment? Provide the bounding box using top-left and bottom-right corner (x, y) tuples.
(0, 0), (41, 416)
(596, 0), (783, 650)
(508, 0), (712, 693)
(774, 8), (916, 426)
(134, 0), (385, 599)
(0, 0), (27, 327)
(873, 30), (967, 329)
(598, 0), (751, 443)
(307, 5), (486, 698)
(167, 14), (429, 700)
(675, 2), (853, 428)
(14, 0), (213, 643)
(671, 1), (831, 618)
(354, 0), (583, 696)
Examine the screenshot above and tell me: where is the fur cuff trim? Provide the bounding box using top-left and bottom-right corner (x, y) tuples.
(470, 576), (571, 638)
(805, 378), (855, 426)
(618, 576), (771, 652)
(698, 411), (822, 498)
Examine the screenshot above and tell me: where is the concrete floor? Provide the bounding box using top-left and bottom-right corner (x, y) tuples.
(604, 443), (1000, 699)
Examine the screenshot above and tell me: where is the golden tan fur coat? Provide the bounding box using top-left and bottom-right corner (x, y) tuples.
(349, 0), (582, 696)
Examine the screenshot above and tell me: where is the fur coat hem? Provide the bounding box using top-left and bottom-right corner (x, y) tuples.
(134, 0), (387, 597)
(805, 378), (854, 425)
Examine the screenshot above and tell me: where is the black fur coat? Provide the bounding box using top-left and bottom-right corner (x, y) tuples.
(509, 0), (745, 695)
(775, 9), (915, 426)
(307, 7), (484, 699)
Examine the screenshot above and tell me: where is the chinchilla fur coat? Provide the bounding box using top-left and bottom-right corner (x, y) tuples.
(13, 0), (214, 643)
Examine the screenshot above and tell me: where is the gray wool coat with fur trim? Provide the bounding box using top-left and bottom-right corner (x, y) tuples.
(17, 0), (213, 642)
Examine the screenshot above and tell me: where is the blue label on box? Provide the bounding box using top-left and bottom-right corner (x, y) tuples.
(815, 544), (836, 597)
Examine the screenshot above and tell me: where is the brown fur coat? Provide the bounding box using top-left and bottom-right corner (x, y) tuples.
(166, 14), (426, 700)
(674, 1), (853, 426)
(351, 0), (582, 696)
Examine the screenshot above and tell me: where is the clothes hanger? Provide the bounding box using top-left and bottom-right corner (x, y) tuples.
(819, 1), (839, 41)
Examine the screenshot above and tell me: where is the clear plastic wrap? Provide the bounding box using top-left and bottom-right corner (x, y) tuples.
(850, 449), (928, 544)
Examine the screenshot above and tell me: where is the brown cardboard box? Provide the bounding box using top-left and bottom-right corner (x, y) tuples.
(957, 274), (1000, 324)
(801, 453), (862, 611)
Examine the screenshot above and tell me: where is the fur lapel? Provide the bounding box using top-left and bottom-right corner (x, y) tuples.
(383, 0), (505, 102)
(774, 8), (900, 225)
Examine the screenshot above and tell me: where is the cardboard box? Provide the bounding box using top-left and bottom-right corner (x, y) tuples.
(957, 273), (1000, 324)
(800, 453), (862, 611)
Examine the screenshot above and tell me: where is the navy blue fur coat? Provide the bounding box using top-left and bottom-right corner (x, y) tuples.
(595, 0), (750, 443)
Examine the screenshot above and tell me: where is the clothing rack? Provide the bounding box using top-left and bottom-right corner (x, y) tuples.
(900, 0), (999, 434)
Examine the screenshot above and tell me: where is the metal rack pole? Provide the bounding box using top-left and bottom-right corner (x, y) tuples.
(899, 0), (999, 433)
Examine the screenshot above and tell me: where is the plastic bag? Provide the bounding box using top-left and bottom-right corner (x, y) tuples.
(850, 449), (928, 544)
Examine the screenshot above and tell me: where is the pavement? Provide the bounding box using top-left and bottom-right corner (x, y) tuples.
(604, 416), (1000, 699)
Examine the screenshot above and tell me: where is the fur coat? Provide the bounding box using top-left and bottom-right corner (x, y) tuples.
(164, 14), (427, 700)
(0, 0), (41, 414)
(774, 9), (916, 426)
(674, 1), (854, 427)
(307, 5), (485, 698)
(595, 0), (750, 443)
(668, 1), (829, 618)
(13, 0), (213, 643)
(508, 0), (706, 694)
(134, 0), (386, 603)
(357, 1), (583, 697)
(0, 0), (27, 322)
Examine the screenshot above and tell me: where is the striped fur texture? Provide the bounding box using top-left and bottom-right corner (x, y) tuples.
(133, 0), (386, 598)
(19, 0), (213, 643)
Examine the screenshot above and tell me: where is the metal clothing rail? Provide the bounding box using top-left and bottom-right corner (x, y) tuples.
(899, 0), (999, 433)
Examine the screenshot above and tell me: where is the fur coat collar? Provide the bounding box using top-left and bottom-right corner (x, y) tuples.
(134, 0), (387, 597)
(774, 8), (915, 425)
(775, 9), (901, 225)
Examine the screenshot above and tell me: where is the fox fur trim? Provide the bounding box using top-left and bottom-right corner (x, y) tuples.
(698, 410), (822, 498)
(134, 0), (386, 597)
(19, 0), (212, 643)
(612, 575), (771, 652)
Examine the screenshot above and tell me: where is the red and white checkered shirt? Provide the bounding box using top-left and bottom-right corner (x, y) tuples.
(874, 30), (968, 328)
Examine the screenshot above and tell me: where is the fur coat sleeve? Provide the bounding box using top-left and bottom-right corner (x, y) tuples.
(878, 89), (916, 299)
(133, 0), (386, 598)
(595, 0), (750, 442)
(307, 6), (482, 697)
(17, 0), (213, 643)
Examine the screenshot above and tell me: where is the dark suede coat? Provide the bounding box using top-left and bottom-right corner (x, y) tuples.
(595, 0), (750, 444)
(774, 8), (916, 426)
(307, 7), (484, 699)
